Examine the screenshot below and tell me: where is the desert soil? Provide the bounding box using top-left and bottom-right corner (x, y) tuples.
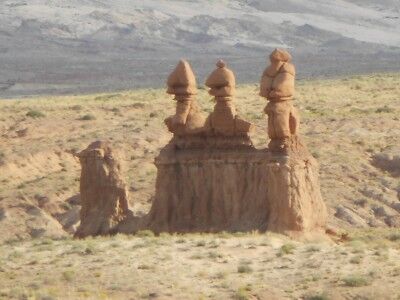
(0, 73), (399, 299)
(0, 230), (399, 299)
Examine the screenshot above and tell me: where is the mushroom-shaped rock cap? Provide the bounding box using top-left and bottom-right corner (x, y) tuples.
(269, 48), (292, 62)
(167, 59), (197, 95)
(205, 60), (236, 89)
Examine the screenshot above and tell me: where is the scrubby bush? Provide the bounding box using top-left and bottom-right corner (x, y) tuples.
(79, 114), (96, 121)
(26, 110), (45, 118)
(342, 275), (370, 287)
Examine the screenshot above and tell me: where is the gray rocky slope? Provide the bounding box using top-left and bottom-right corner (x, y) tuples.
(0, 0), (399, 97)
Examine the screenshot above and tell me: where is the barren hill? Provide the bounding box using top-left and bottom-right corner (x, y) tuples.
(0, 0), (400, 97)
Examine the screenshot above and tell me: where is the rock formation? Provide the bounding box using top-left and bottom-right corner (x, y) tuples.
(260, 49), (304, 154)
(164, 60), (205, 139)
(74, 141), (131, 238)
(147, 149), (327, 235)
(76, 57), (328, 238)
(204, 60), (254, 145)
(143, 58), (327, 236)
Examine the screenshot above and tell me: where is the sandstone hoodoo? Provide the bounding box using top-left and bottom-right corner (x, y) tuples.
(164, 60), (205, 139)
(76, 54), (328, 237)
(74, 141), (131, 238)
(146, 55), (327, 236)
(260, 49), (304, 154)
(204, 60), (254, 148)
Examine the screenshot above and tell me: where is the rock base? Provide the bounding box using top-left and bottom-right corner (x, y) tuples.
(145, 145), (327, 235)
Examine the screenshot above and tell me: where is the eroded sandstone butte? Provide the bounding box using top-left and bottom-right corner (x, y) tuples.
(77, 55), (328, 238)
(145, 57), (327, 236)
(146, 146), (327, 235)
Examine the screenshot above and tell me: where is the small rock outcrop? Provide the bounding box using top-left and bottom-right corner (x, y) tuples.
(74, 141), (131, 238)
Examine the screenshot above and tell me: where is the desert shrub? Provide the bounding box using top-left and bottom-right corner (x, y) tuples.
(70, 105), (82, 111)
(279, 243), (296, 255)
(17, 183), (26, 189)
(135, 230), (155, 237)
(26, 110), (45, 118)
(208, 251), (222, 259)
(62, 270), (74, 282)
(349, 255), (363, 264)
(217, 231), (233, 238)
(196, 240), (206, 247)
(94, 94), (121, 101)
(138, 264), (152, 270)
(213, 271), (227, 279)
(208, 240), (220, 248)
(79, 114), (96, 121)
(342, 275), (370, 287)
(312, 151), (320, 159)
(306, 245), (321, 252)
(189, 253), (203, 260)
(306, 294), (329, 300)
(235, 285), (252, 300)
(149, 112), (158, 118)
(388, 233), (400, 241)
(82, 243), (97, 255)
(8, 251), (23, 259)
(376, 105), (393, 113)
(237, 264), (253, 274)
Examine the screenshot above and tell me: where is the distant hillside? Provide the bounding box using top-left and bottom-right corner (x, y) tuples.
(0, 0), (399, 97)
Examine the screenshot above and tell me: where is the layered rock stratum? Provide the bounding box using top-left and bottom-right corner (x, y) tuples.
(147, 146), (327, 236)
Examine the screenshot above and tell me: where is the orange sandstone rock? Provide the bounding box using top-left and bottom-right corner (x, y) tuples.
(205, 60), (254, 137)
(205, 59), (236, 97)
(147, 149), (327, 235)
(167, 59), (197, 96)
(145, 57), (326, 235)
(78, 56), (327, 239)
(260, 49), (295, 101)
(264, 101), (299, 139)
(74, 141), (131, 238)
(164, 60), (205, 136)
(260, 49), (303, 154)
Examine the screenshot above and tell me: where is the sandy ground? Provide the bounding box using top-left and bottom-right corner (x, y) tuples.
(0, 230), (399, 299)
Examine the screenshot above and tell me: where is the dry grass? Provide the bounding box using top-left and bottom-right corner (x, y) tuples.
(0, 231), (399, 299)
(0, 73), (400, 298)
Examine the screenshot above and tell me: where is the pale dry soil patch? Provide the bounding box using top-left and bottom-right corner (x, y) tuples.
(0, 230), (400, 300)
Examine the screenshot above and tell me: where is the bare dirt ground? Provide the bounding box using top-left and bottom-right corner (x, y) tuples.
(0, 230), (399, 299)
(0, 73), (399, 299)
